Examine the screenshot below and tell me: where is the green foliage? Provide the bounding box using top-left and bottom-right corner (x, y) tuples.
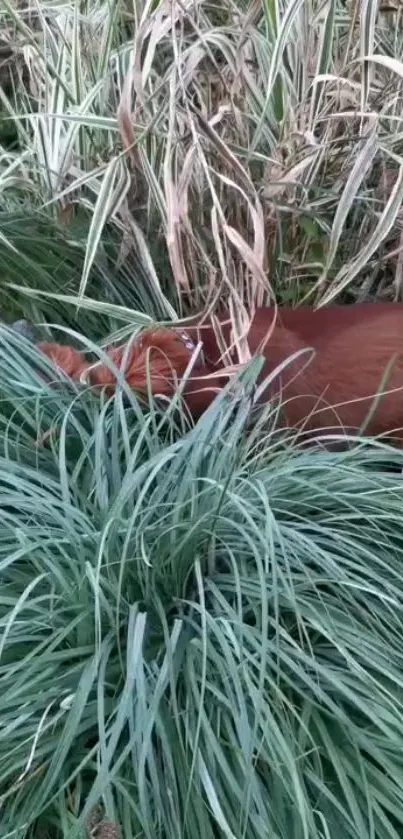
(0, 330), (403, 838)
(2, 0), (403, 312)
(0, 210), (176, 335)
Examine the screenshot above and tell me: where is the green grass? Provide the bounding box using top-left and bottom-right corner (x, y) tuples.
(1, 330), (403, 838)
(2, 0), (403, 314)
(0, 209), (176, 335)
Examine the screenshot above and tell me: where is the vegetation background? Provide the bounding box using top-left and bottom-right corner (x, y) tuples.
(2, 0), (403, 837)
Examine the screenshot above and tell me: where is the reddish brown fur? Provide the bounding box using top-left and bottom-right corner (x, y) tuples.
(89, 331), (194, 395)
(37, 342), (89, 380)
(37, 303), (403, 441)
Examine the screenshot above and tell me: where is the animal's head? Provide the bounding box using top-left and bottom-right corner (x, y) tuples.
(37, 327), (230, 416)
(88, 328), (227, 414)
(86, 329), (200, 391)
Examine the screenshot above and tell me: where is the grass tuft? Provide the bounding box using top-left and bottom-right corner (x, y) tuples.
(2, 0), (403, 313)
(0, 332), (403, 837)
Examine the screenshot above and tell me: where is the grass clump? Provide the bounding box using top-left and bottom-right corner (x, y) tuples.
(2, 0), (403, 313)
(1, 331), (403, 838)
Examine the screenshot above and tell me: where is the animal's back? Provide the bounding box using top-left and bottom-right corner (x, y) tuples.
(256, 302), (403, 344)
(194, 303), (403, 363)
(253, 306), (403, 439)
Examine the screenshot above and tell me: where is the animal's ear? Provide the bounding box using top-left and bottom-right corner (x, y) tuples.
(37, 342), (89, 379)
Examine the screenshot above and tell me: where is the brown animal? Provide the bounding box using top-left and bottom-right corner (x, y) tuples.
(36, 303), (403, 442)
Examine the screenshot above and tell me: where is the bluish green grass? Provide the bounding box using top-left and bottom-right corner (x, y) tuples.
(1, 329), (403, 838)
